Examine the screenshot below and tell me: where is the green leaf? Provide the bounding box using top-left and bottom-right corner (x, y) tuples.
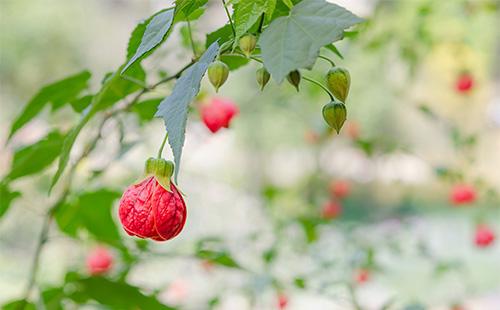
(259, 0), (362, 82)
(0, 182), (21, 219)
(131, 98), (162, 122)
(122, 9), (174, 74)
(205, 24), (233, 49)
(281, 0), (294, 9)
(8, 71), (91, 140)
(233, 0), (277, 38)
(66, 276), (173, 310)
(41, 287), (65, 310)
(2, 299), (36, 310)
(54, 189), (122, 247)
(175, 0), (208, 19)
(155, 41), (219, 181)
(70, 95), (93, 113)
(6, 131), (64, 181)
(50, 65), (145, 192)
(220, 54), (250, 71)
(196, 249), (241, 268)
(324, 44), (344, 59)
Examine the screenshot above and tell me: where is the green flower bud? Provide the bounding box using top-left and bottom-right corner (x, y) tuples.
(256, 67), (270, 91)
(286, 70), (301, 92)
(208, 60), (229, 92)
(326, 67), (350, 102)
(145, 157), (174, 190)
(322, 101), (347, 134)
(239, 34), (257, 57)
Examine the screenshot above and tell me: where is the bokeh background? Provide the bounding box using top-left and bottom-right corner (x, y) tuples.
(1, 0), (500, 309)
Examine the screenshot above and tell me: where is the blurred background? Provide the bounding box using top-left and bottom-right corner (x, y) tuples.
(1, 0), (500, 309)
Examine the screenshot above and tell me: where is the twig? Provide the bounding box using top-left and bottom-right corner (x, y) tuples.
(221, 0), (236, 38)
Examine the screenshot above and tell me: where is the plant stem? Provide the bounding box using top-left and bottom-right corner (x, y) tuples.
(318, 55), (336, 67)
(303, 76), (335, 101)
(186, 18), (197, 58)
(221, 0), (236, 38)
(157, 132), (168, 158)
(257, 13), (265, 33)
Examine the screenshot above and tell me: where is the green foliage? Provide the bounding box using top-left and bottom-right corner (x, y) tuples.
(0, 182), (21, 219)
(54, 189), (122, 247)
(132, 98), (163, 122)
(155, 41), (219, 181)
(50, 65), (145, 191)
(233, 0), (277, 39)
(259, 0), (362, 82)
(65, 275), (173, 309)
(8, 71), (91, 140)
(5, 131), (64, 181)
(122, 9), (174, 73)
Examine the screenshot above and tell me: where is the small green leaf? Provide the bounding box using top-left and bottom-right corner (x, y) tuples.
(281, 0), (294, 9)
(50, 65), (145, 192)
(122, 9), (174, 74)
(196, 250), (241, 268)
(0, 182), (21, 219)
(205, 24), (233, 49)
(324, 44), (344, 59)
(70, 95), (93, 113)
(8, 71), (91, 140)
(66, 276), (173, 310)
(155, 41), (219, 181)
(233, 0), (277, 39)
(260, 0), (362, 83)
(294, 277), (306, 288)
(41, 287), (65, 310)
(175, 0), (208, 19)
(54, 189), (122, 247)
(2, 299), (36, 310)
(132, 98), (162, 122)
(6, 131), (64, 181)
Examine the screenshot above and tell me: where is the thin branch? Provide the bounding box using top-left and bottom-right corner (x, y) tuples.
(186, 18), (198, 58)
(221, 0), (236, 38)
(303, 75), (335, 101)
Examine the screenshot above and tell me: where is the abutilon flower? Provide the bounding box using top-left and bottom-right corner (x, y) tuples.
(321, 200), (342, 219)
(449, 184), (476, 205)
(86, 246), (113, 275)
(474, 224), (495, 248)
(455, 72), (474, 93)
(329, 180), (351, 199)
(200, 97), (239, 133)
(118, 158), (187, 242)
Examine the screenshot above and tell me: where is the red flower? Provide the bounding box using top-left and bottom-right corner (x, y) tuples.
(119, 176), (187, 241)
(86, 246), (113, 275)
(354, 269), (370, 284)
(321, 200), (342, 219)
(277, 293), (288, 309)
(455, 73), (474, 93)
(449, 184), (476, 205)
(475, 225), (495, 248)
(329, 180), (351, 199)
(200, 97), (239, 133)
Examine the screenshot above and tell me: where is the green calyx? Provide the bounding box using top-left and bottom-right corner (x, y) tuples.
(144, 157), (174, 190)
(322, 101), (347, 134)
(287, 70), (301, 92)
(208, 60), (229, 92)
(239, 34), (257, 57)
(256, 67), (270, 91)
(326, 67), (350, 102)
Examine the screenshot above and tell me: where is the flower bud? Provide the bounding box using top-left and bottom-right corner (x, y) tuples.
(208, 60), (229, 92)
(326, 67), (350, 102)
(322, 101), (347, 134)
(286, 70), (301, 91)
(239, 34), (257, 57)
(256, 67), (270, 91)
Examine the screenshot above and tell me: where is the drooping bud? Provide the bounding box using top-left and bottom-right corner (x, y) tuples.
(326, 67), (351, 102)
(239, 34), (257, 57)
(322, 101), (347, 134)
(207, 60), (229, 92)
(256, 67), (270, 91)
(286, 70), (301, 92)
